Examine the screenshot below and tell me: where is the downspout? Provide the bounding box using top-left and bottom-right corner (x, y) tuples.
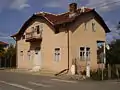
(55, 26), (70, 76)
(67, 27), (70, 72)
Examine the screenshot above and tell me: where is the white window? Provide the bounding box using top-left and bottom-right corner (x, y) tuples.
(54, 48), (60, 62)
(27, 50), (31, 60)
(92, 22), (96, 32)
(80, 47), (85, 60)
(79, 47), (90, 60)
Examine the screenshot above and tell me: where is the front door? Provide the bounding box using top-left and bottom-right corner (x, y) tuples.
(32, 47), (41, 71)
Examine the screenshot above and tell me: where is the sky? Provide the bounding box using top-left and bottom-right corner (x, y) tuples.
(0, 0), (120, 44)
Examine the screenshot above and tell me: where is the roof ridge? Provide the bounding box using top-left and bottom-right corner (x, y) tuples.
(35, 11), (57, 16)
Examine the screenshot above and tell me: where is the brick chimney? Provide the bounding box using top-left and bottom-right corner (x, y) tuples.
(69, 3), (77, 13)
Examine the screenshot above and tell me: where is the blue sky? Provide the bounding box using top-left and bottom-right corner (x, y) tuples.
(0, 0), (120, 44)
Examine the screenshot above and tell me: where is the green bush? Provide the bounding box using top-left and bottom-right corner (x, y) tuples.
(90, 69), (108, 80)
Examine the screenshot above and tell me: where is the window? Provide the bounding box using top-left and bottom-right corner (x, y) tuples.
(86, 47), (90, 60)
(79, 47), (90, 60)
(40, 24), (43, 31)
(31, 27), (34, 32)
(36, 25), (40, 34)
(80, 47), (85, 60)
(84, 22), (87, 31)
(54, 48), (60, 62)
(27, 51), (31, 60)
(92, 22), (96, 32)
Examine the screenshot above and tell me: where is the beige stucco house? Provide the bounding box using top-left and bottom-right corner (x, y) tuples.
(12, 3), (110, 76)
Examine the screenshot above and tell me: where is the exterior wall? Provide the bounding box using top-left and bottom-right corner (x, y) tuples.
(16, 19), (68, 72)
(17, 36), (31, 69)
(41, 23), (68, 72)
(70, 13), (106, 71)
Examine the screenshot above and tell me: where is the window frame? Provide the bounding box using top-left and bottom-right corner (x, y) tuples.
(92, 22), (96, 32)
(54, 47), (61, 62)
(79, 47), (90, 61)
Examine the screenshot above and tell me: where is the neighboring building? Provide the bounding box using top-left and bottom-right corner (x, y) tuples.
(11, 3), (110, 76)
(0, 41), (8, 50)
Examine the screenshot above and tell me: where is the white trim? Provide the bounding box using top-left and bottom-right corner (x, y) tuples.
(54, 47), (61, 62)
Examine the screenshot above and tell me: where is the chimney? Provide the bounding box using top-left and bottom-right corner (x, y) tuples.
(69, 3), (77, 13)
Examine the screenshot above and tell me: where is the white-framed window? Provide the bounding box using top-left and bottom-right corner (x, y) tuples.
(79, 47), (90, 60)
(54, 48), (61, 62)
(92, 22), (96, 32)
(27, 50), (31, 60)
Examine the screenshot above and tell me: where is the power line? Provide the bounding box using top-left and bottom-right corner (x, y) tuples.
(85, 0), (120, 9)
(95, 0), (120, 9)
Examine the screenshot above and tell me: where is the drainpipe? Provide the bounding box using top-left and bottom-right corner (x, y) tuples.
(55, 26), (70, 76)
(67, 27), (70, 70)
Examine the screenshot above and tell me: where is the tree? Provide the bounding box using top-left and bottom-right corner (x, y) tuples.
(5, 44), (16, 68)
(106, 39), (120, 64)
(0, 45), (5, 57)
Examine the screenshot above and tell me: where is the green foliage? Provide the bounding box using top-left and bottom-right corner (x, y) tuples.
(90, 69), (108, 80)
(106, 39), (120, 64)
(0, 45), (5, 57)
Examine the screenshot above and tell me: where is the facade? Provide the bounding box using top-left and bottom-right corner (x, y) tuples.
(12, 3), (110, 76)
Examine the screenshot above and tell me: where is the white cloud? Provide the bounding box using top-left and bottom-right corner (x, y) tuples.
(86, 0), (120, 12)
(10, 0), (30, 10)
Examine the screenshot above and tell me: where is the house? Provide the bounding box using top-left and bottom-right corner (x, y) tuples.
(11, 3), (110, 76)
(0, 41), (8, 51)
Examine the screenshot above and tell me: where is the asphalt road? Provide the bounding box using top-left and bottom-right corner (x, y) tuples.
(0, 70), (120, 90)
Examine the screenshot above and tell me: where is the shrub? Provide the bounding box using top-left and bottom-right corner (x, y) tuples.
(90, 69), (108, 80)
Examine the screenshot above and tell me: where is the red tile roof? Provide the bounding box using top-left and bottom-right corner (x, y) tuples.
(35, 8), (92, 25)
(11, 7), (110, 37)
(0, 41), (8, 45)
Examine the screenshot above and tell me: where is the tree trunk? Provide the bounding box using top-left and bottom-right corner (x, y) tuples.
(108, 64), (111, 79)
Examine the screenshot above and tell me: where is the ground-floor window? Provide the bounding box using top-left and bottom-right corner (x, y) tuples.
(54, 48), (60, 62)
(79, 47), (90, 60)
(27, 50), (31, 60)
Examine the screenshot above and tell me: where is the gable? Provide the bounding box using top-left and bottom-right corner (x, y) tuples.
(11, 8), (110, 38)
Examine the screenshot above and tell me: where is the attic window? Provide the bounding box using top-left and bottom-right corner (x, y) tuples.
(92, 22), (96, 32)
(84, 22), (87, 31)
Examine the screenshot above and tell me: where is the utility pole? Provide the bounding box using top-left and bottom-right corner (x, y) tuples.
(102, 42), (106, 80)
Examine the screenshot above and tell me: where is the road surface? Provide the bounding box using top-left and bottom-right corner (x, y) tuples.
(0, 70), (119, 90)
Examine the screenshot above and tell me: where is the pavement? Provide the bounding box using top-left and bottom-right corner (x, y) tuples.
(0, 70), (120, 90)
